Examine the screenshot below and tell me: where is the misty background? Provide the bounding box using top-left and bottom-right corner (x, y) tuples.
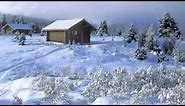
(0, 1), (185, 34)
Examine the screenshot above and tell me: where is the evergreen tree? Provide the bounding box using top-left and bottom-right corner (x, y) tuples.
(11, 15), (16, 24)
(2, 14), (7, 27)
(18, 33), (26, 45)
(20, 17), (25, 24)
(16, 18), (20, 24)
(31, 23), (40, 33)
(173, 40), (185, 62)
(127, 23), (137, 43)
(137, 28), (147, 48)
(34, 23), (40, 33)
(159, 12), (181, 40)
(96, 20), (108, 37)
(102, 20), (108, 35)
(162, 37), (175, 55)
(144, 25), (157, 51)
(116, 28), (122, 36)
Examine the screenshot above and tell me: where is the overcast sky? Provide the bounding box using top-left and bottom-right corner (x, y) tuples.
(0, 1), (184, 29)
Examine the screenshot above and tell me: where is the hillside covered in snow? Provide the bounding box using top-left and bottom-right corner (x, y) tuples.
(0, 33), (184, 105)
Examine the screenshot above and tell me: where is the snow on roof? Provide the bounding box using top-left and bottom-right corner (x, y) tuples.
(2, 23), (32, 30)
(42, 18), (84, 31)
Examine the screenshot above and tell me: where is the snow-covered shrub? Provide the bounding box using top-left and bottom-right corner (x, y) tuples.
(134, 47), (147, 60)
(166, 85), (185, 105)
(130, 67), (149, 92)
(32, 71), (50, 90)
(82, 65), (184, 104)
(71, 39), (76, 49)
(12, 95), (22, 105)
(157, 51), (166, 63)
(82, 67), (131, 99)
(108, 67), (130, 97)
(41, 78), (70, 105)
(72, 39), (76, 45)
(135, 63), (182, 91)
(112, 46), (119, 55)
(129, 63), (184, 105)
(69, 71), (79, 80)
(158, 85), (185, 105)
(55, 66), (72, 77)
(32, 70), (71, 105)
(18, 33), (26, 45)
(158, 67), (185, 105)
(68, 40), (72, 49)
(130, 94), (145, 105)
(81, 70), (112, 100)
(101, 47), (107, 53)
(137, 82), (157, 104)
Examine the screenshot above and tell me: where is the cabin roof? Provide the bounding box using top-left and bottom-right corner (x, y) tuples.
(2, 24), (32, 30)
(42, 18), (91, 31)
(2, 23), (32, 30)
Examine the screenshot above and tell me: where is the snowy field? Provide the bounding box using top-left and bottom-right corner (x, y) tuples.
(0, 34), (184, 105)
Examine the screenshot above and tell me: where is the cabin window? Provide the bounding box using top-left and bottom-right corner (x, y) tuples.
(72, 30), (78, 35)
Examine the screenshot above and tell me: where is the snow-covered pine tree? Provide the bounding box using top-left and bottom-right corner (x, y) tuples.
(96, 22), (103, 36)
(2, 14), (7, 27)
(162, 37), (175, 55)
(16, 18), (20, 24)
(159, 12), (181, 40)
(137, 28), (147, 48)
(34, 23), (40, 33)
(19, 17), (25, 24)
(127, 23), (137, 43)
(144, 24), (157, 51)
(18, 33), (26, 45)
(102, 20), (108, 36)
(11, 15), (17, 24)
(96, 20), (108, 37)
(13, 31), (20, 42)
(116, 28), (122, 36)
(152, 37), (161, 53)
(173, 40), (185, 62)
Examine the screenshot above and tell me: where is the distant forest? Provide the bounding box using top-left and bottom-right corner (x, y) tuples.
(0, 12), (53, 33)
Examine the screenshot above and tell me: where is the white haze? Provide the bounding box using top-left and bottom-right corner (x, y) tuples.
(0, 1), (184, 30)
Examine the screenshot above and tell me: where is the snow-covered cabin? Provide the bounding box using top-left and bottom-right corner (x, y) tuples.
(1, 23), (32, 34)
(42, 18), (96, 44)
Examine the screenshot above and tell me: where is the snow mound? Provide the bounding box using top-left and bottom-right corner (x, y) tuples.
(91, 97), (116, 105)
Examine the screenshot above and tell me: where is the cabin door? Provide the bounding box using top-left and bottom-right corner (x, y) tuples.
(81, 30), (84, 43)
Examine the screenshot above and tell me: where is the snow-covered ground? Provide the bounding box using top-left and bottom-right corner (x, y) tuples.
(0, 34), (184, 105)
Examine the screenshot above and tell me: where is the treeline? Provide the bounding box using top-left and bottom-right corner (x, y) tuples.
(0, 12), (52, 33)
